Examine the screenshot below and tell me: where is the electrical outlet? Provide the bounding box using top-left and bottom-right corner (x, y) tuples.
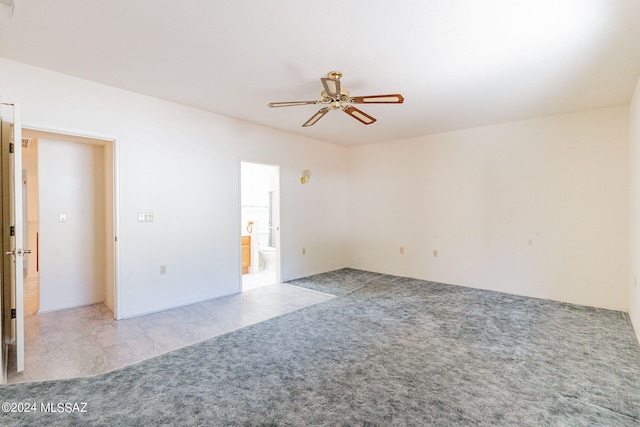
(399, 247), (404, 254)
(160, 265), (167, 275)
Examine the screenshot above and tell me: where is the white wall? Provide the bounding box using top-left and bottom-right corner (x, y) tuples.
(2, 57), (631, 320)
(348, 106), (629, 311)
(629, 75), (640, 343)
(38, 138), (105, 312)
(0, 58), (348, 318)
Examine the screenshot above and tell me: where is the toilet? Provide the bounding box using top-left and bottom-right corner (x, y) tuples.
(259, 246), (276, 271)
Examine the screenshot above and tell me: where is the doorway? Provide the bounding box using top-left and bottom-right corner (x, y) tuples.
(0, 109), (119, 381)
(21, 129), (117, 316)
(240, 162), (280, 291)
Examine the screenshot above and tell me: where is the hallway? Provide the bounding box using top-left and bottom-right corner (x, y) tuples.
(8, 283), (334, 384)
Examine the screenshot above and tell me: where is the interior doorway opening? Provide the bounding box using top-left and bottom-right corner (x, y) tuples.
(20, 129), (117, 318)
(1, 105), (119, 383)
(240, 162), (280, 291)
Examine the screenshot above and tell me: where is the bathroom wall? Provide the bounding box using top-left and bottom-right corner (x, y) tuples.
(241, 162), (277, 248)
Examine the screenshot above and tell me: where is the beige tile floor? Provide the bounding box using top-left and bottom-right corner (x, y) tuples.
(8, 282), (334, 384)
(242, 269), (277, 291)
(24, 277), (39, 316)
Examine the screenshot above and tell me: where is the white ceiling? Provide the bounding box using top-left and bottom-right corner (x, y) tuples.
(1, 0), (639, 146)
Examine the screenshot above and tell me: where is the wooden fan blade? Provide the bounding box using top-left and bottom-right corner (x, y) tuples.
(350, 94), (404, 104)
(268, 100), (320, 108)
(343, 106), (376, 125)
(302, 107), (331, 127)
(321, 78), (341, 97)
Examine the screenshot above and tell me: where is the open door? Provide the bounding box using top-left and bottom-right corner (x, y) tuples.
(1, 102), (26, 374)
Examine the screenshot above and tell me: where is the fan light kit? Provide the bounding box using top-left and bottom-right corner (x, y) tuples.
(268, 71), (404, 127)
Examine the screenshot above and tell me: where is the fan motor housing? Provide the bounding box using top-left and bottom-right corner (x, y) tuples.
(321, 89), (351, 108)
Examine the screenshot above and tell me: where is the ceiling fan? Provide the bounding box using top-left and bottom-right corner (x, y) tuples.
(268, 71), (404, 127)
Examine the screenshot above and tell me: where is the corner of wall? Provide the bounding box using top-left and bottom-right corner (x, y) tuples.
(629, 73), (640, 347)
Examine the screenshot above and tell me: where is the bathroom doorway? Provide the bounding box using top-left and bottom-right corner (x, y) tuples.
(240, 162), (280, 291)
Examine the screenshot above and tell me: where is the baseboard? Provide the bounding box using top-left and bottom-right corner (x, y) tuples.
(37, 300), (105, 315)
(119, 291), (240, 320)
(631, 308), (640, 349)
(103, 300), (114, 312)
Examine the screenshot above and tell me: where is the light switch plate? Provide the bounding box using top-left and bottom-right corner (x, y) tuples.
(58, 213), (67, 223)
(138, 212), (153, 222)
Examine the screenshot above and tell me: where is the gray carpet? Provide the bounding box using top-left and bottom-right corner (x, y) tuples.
(2, 268), (640, 426)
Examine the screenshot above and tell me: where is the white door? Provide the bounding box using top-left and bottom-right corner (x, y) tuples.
(1, 102), (25, 373)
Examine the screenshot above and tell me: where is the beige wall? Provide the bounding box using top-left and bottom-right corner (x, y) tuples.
(348, 106), (629, 311)
(22, 139), (38, 280)
(629, 75), (640, 343)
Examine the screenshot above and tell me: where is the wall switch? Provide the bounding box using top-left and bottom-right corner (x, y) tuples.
(138, 212), (153, 222)
(302, 248), (306, 255)
(433, 250), (438, 257)
(160, 265), (167, 275)
(58, 213), (67, 223)
(399, 247), (404, 254)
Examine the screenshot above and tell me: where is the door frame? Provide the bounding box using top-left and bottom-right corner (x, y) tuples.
(0, 102), (25, 377)
(239, 160), (281, 290)
(21, 125), (121, 319)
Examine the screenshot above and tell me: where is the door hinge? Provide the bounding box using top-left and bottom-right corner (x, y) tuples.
(11, 309), (16, 319)
(9, 142), (14, 153)
(10, 225), (15, 236)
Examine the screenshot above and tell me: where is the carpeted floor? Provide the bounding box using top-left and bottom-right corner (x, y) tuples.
(1, 268), (639, 426)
